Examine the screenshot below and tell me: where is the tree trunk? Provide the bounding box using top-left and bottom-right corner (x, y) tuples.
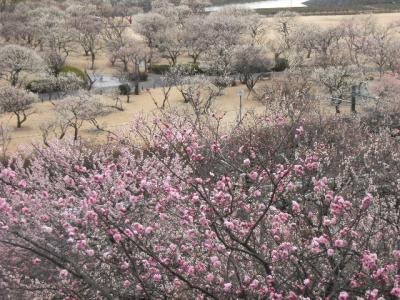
(15, 112), (26, 128)
(274, 53), (280, 63)
(134, 63), (140, 95)
(16, 114), (22, 128)
(90, 52), (96, 70)
(134, 80), (139, 95)
(74, 126), (79, 141)
(110, 56), (116, 67)
(351, 85), (357, 114)
(11, 72), (19, 87)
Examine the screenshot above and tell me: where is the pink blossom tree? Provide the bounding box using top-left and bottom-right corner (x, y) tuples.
(0, 103), (399, 298)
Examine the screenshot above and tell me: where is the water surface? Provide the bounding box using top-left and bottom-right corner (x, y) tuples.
(206, 0), (308, 11)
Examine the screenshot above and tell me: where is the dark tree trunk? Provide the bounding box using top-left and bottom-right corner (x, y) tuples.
(15, 112), (27, 128)
(90, 52), (96, 69)
(134, 81), (139, 95)
(74, 126), (79, 141)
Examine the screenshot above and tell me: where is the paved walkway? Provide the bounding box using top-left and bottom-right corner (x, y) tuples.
(92, 74), (163, 93)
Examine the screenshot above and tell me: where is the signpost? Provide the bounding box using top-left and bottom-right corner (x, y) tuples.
(238, 89), (244, 124)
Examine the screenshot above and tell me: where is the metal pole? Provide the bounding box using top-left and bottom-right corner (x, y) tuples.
(237, 90), (244, 124)
(351, 85), (357, 114)
(239, 94), (242, 123)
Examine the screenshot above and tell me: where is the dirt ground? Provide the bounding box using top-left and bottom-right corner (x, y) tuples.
(1, 77), (377, 153)
(1, 12), (399, 154)
(0, 84), (268, 152)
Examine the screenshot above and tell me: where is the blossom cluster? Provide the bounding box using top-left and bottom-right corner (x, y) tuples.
(0, 113), (399, 299)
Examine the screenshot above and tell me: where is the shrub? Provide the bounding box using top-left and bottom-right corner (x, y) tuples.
(118, 83), (131, 95)
(60, 65), (86, 82)
(139, 72), (148, 82)
(366, 75), (375, 81)
(150, 64), (171, 74)
(26, 73), (84, 94)
(129, 72), (148, 82)
(26, 80), (51, 94)
(212, 76), (233, 88)
(151, 64), (203, 75)
(190, 63), (204, 74)
(272, 58), (289, 72)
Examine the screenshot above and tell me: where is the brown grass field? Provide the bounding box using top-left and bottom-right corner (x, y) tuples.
(297, 12), (400, 26)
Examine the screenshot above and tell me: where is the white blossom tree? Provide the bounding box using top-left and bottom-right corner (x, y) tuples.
(174, 73), (226, 115)
(28, 73), (84, 99)
(312, 26), (344, 68)
(314, 65), (360, 113)
(202, 8), (248, 76)
(102, 16), (129, 52)
(134, 12), (167, 71)
(182, 15), (210, 64)
(0, 86), (38, 128)
(181, 0), (210, 13)
(268, 11), (299, 60)
(232, 45), (272, 94)
(0, 44), (43, 86)
(365, 23), (399, 77)
(0, 4), (31, 44)
(156, 25), (184, 66)
(112, 36), (150, 95)
(339, 16), (377, 70)
(245, 12), (267, 46)
(67, 4), (103, 69)
(42, 21), (78, 76)
(52, 92), (109, 141)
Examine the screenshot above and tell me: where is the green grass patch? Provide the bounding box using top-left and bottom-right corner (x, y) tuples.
(60, 65), (86, 81)
(150, 63), (203, 75)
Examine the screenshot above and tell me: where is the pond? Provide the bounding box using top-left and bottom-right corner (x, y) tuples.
(206, 0), (308, 11)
